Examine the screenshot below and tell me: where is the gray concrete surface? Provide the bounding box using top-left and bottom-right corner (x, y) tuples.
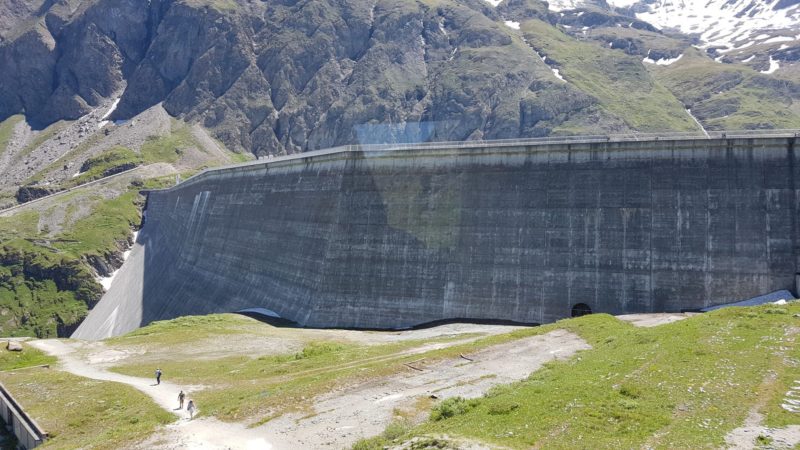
(0, 382), (46, 449)
(74, 135), (800, 339)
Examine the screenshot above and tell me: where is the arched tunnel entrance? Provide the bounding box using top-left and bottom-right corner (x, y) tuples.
(571, 303), (593, 318)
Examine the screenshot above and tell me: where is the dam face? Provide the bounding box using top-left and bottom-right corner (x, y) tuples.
(75, 136), (800, 337)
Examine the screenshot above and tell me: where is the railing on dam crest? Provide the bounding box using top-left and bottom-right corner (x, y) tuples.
(158, 128), (800, 192)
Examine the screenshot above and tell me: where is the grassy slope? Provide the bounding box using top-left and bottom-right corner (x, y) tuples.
(1, 306), (794, 449)
(521, 19), (699, 133)
(0, 175), (181, 337)
(109, 314), (491, 423)
(0, 117), (240, 338)
(653, 48), (800, 130)
(356, 305), (800, 449)
(1, 368), (173, 450)
(0, 345), (55, 371)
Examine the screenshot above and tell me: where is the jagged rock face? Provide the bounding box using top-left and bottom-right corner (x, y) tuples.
(2, 0), (799, 155)
(0, 0), (152, 125)
(0, 0), (616, 155)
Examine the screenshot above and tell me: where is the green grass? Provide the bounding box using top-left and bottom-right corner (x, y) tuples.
(0, 210), (39, 241)
(0, 114), (243, 338)
(653, 49), (800, 130)
(140, 122), (194, 164)
(107, 314), (259, 347)
(1, 368), (173, 449)
(370, 305), (800, 449)
(109, 318), (506, 423)
(69, 147), (142, 186)
(521, 19), (699, 133)
(0, 183), (144, 337)
(0, 345), (55, 371)
(55, 190), (141, 258)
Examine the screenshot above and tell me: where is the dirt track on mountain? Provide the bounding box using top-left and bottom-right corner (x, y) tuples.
(33, 324), (590, 449)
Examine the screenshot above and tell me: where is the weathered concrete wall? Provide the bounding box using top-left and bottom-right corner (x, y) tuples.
(0, 382), (46, 449)
(74, 136), (800, 337)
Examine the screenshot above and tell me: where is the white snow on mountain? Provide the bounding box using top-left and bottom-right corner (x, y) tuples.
(547, 0), (800, 52)
(761, 56), (781, 74)
(546, 0), (583, 11)
(643, 52), (684, 65)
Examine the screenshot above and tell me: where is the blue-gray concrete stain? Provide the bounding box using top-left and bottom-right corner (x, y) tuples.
(77, 136), (800, 335)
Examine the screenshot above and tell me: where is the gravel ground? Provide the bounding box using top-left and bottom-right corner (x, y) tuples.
(33, 324), (589, 450)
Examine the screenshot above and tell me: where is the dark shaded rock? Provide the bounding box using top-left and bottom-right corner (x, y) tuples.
(15, 185), (58, 203)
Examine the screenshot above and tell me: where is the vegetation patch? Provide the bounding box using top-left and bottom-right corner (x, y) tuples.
(398, 306), (800, 449)
(521, 19), (699, 133)
(0, 345), (55, 371)
(1, 368), (173, 450)
(70, 147), (143, 186)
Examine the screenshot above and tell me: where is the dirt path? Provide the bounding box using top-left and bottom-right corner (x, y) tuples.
(617, 313), (697, 327)
(724, 330), (800, 450)
(32, 327), (589, 450)
(133, 329), (590, 450)
(30, 339), (273, 449)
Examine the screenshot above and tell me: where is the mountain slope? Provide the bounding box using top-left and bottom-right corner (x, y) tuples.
(7, 0), (795, 159)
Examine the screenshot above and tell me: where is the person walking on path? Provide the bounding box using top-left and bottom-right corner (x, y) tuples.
(155, 368), (162, 385)
(187, 400), (196, 419)
(178, 390), (185, 409)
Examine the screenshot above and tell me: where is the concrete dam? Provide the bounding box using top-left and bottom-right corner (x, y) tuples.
(73, 133), (800, 339)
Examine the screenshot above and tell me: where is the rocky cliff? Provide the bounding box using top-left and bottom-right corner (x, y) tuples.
(2, 0), (800, 156)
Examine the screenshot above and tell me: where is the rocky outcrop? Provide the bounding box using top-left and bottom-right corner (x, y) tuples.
(2, 0), (796, 156)
(0, 0), (634, 155)
(15, 185), (57, 203)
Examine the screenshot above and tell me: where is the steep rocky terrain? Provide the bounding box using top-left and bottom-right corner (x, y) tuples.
(4, 0), (799, 160)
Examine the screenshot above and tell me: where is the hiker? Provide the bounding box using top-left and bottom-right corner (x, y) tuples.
(178, 390), (185, 409)
(155, 368), (162, 385)
(187, 400), (195, 419)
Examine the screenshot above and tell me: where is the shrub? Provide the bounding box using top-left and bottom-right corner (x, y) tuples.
(619, 383), (643, 399)
(294, 342), (345, 359)
(488, 401), (519, 415)
(430, 397), (479, 421)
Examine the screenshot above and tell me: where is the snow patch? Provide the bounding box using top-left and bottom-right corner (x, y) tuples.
(482, 0), (502, 6)
(686, 109), (709, 138)
(643, 53), (683, 66)
(96, 230), (138, 292)
(742, 55), (755, 63)
(438, 17), (447, 36)
(553, 0), (800, 51)
(765, 35), (795, 44)
(97, 97), (121, 129)
(535, 51), (566, 82)
(761, 56), (780, 74)
(545, 0), (581, 11)
(504, 20), (520, 30)
(101, 98), (120, 121)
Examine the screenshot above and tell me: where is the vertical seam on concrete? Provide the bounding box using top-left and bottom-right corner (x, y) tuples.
(788, 137), (798, 295)
(648, 146), (654, 312)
